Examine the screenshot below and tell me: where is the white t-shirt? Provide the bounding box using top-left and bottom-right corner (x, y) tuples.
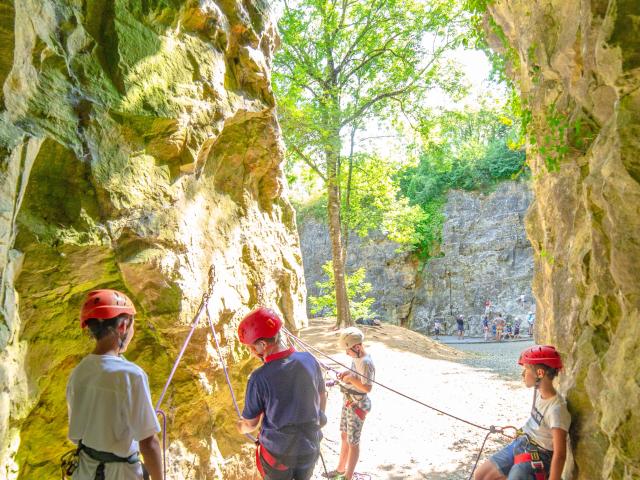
(67, 354), (161, 480)
(522, 392), (571, 451)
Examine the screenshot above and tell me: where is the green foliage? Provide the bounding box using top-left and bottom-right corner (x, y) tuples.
(341, 154), (425, 248)
(410, 198), (446, 262)
(274, 0), (466, 183)
(529, 104), (598, 172)
(309, 261), (375, 320)
(400, 105), (527, 260)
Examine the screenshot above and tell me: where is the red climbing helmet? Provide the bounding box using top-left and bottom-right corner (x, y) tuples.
(518, 345), (563, 369)
(238, 307), (283, 345)
(80, 289), (136, 328)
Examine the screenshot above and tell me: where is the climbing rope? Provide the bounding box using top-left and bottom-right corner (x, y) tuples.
(156, 409), (167, 477)
(155, 266), (217, 412)
(281, 327), (518, 479)
(153, 266), (219, 480)
(205, 306), (257, 443)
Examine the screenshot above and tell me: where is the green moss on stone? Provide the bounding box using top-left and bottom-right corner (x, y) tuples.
(16, 139), (103, 246)
(0, 0), (14, 106)
(609, 0), (640, 71)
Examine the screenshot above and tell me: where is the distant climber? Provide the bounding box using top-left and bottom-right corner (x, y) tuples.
(65, 289), (162, 480)
(434, 319), (443, 339)
(504, 322), (513, 339)
(236, 307), (327, 480)
(456, 314), (465, 340)
(527, 310), (535, 336)
(495, 314), (505, 341)
(474, 345), (570, 480)
(482, 315), (490, 341)
(324, 327), (375, 480)
(513, 318), (522, 338)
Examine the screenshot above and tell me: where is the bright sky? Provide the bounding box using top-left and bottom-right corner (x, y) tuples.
(286, 47), (509, 201)
(354, 48), (506, 160)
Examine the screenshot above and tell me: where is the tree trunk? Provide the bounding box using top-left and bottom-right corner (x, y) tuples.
(341, 124), (357, 266)
(326, 140), (351, 329)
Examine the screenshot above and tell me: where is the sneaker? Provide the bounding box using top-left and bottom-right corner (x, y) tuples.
(321, 471), (344, 479)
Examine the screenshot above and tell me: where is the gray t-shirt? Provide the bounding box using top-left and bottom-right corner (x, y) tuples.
(522, 393), (571, 451)
(349, 354), (375, 397)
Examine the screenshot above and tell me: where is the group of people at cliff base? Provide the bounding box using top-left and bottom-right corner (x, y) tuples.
(435, 311), (535, 341)
(64, 288), (570, 480)
(483, 313), (534, 342)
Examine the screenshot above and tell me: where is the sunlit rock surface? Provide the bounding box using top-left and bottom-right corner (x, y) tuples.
(0, 1), (305, 479)
(412, 181), (534, 333)
(299, 181), (534, 332)
(487, 0), (640, 477)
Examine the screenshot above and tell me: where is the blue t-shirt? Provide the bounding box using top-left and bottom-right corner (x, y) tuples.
(242, 350), (326, 456)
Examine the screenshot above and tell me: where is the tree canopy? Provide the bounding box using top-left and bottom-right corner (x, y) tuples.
(275, 0), (466, 327)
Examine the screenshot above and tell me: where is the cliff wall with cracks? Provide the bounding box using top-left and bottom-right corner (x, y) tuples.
(299, 181), (534, 331)
(0, 1), (306, 479)
(486, 0), (640, 478)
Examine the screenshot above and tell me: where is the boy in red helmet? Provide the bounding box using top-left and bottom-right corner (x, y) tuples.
(236, 307), (328, 480)
(66, 289), (162, 480)
(474, 345), (571, 480)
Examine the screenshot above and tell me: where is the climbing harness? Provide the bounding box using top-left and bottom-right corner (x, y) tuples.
(60, 442), (148, 480)
(513, 386), (550, 479)
(514, 448), (546, 480)
(60, 447), (79, 479)
(282, 327), (519, 480)
(325, 379), (369, 421)
(254, 422), (323, 478)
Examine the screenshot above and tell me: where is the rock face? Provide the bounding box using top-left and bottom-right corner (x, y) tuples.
(0, 2), (306, 479)
(298, 216), (419, 324)
(486, 0), (640, 478)
(412, 181), (534, 334)
(299, 181), (534, 333)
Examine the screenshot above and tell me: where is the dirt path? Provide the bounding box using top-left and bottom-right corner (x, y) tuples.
(299, 318), (531, 480)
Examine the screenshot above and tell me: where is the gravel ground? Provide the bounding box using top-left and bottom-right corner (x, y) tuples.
(297, 319), (535, 480)
(451, 339), (535, 381)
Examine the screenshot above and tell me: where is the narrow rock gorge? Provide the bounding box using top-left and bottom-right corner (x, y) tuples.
(0, 1), (305, 479)
(486, 0), (640, 478)
(0, 0), (637, 479)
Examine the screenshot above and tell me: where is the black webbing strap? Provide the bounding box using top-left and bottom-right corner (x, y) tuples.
(79, 441), (141, 480)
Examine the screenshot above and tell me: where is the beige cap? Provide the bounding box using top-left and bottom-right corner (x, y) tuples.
(338, 326), (365, 349)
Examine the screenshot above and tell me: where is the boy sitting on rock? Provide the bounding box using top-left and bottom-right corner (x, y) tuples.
(474, 345), (570, 480)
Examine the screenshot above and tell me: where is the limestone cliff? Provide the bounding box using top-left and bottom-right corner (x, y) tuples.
(412, 181), (534, 334)
(299, 216), (418, 324)
(0, 1), (306, 479)
(299, 181), (534, 333)
(486, 0), (640, 478)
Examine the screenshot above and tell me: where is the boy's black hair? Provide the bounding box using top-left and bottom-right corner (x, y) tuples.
(532, 363), (559, 380)
(254, 335), (277, 344)
(85, 314), (131, 340)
